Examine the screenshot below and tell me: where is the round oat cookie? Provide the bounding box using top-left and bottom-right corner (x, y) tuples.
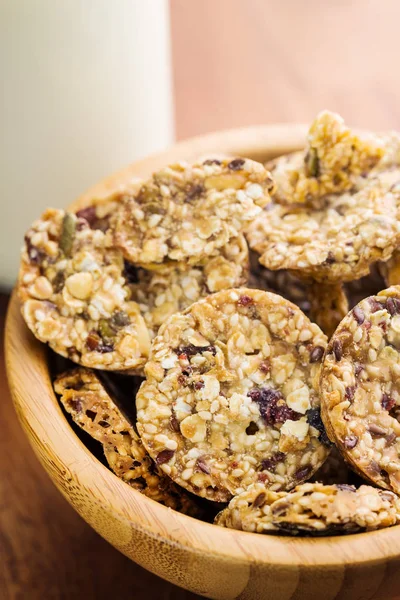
(54, 368), (201, 515)
(113, 158), (274, 267)
(129, 235), (249, 338)
(214, 483), (285, 532)
(265, 111), (393, 210)
(215, 482), (400, 535)
(136, 288), (330, 502)
(19, 208), (150, 371)
(247, 167), (400, 283)
(320, 286), (400, 494)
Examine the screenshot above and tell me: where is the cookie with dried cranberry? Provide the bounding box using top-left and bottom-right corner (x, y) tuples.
(113, 158), (274, 268)
(19, 208), (150, 371)
(214, 483), (285, 532)
(215, 482), (400, 535)
(271, 483), (400, 535)
(130, 235), (248, 338)
(320, 286), (400, 494)
(247, 166), (400, 284)
(54, 368), (201, 515)
(248, 112), (400, 284)
(137, 288), (330, 502)
(265, 110), (388, 210)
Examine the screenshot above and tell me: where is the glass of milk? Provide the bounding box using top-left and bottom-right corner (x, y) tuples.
(0, 0), (174, 289)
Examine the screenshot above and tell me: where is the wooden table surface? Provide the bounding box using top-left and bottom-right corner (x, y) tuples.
(3, 1), (400, 598)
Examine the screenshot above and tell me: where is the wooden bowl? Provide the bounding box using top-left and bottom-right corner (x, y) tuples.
(6, 125), (400, 600)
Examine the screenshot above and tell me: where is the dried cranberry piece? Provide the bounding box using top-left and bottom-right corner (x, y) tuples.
(306, 408), (331, 446)
(310, 345), (324, 363)
(98, 343), (114, 353)
(248, 387), (300, 426)
(386, 432), (397, 445)
(261, 452), (285, 472)
(25, 235), (46, 265)
(237, 294), (254, 307)
(344, 435), (358, 449)
(368, 297), (385, 313)
(382, 393), (396, 411)
(352, 306), (365, 325)
(186, 184), (204, 201)
(156, 449), (175, 465)
(295, 465), (312, 481)
(259, 360), (271, 373)
(345, 386), (355, 402)
(68, 399), (83, 413)
(355, 363), (364, 376)
(169, 413), (180, 433)
(177, 374), (186, 386)
(228, 158), (245, 170)
(387, 297), (400, 315)
(76, 206), (97, 226)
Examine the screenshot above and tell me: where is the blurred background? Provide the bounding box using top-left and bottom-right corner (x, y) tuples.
(2, 1), (400, 598)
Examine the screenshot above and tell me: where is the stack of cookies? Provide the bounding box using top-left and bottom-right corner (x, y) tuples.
(18, 111), (400, 535)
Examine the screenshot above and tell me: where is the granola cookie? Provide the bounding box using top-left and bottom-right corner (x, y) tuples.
(247, 168), (400, 283)
(266, 111), (389, 210)
(215, 482), (400, 535)
(137, 288), (330, 502)
(214, 483), (285, 532)
(113, 158), (274, 267)
(54, 368), (201, 514)
(19, 208), (150, 371)
(130, 235), (249, 338)
(320, 286), (400, 494)
(309, 282), (349, 338)
(270, 483), (400, 534)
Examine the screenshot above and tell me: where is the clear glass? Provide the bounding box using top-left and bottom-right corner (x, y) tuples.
(0, 0), (174, 288)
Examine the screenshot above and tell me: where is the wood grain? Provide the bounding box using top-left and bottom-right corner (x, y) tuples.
(5, 126), (400, 600)
(0, 292), (197, 600)
(3, 1), (400, 597)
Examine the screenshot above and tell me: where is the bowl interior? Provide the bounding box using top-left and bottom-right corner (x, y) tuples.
(6, 123), (400, 575)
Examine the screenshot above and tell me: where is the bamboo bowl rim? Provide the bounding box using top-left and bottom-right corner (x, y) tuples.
(6, 123), (400, 570)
